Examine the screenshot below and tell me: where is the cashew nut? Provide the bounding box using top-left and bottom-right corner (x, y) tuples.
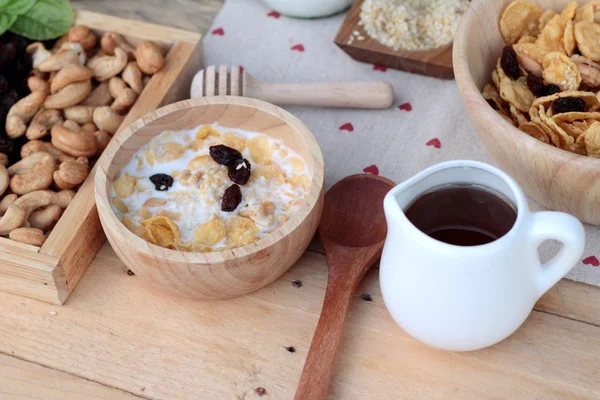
(6, 91), (46, 138)
(51, 124), (99, 157)
(67, 25), (97, 52)
(135, 41), (165, 74)
(29, 204), (62, 231)
(0, 153), (8, 167)
(81, 82), (113, 107)
(26, 109), (64, 140)
(93, 106), (125, 135)
(21, 140), (75, 163)
(121, 61), (144, 95)
(59, 42), (87, 66)
(87, 47), (128, 82)
(52, 35), (69, 51)
(44, 80), (92, 109)
(100, 32), (135, 60)
(53, 157), (89, 189)
(0, 164), (8, 197)
(50, 64), (93, 94)
(62, 119), (82, 132)
(7, 152), (56, 195)
(517, 54), (543, 77)
(108, 77), (138, 114)
(9, 227), (46, 246)
(28, 76), (50, 95)
(38, 49), (79, 72)
(94, 130), (111, 155)
(572, 55), (600, 88)
(82, 122), (98, 133)
(63, 105), (94, 124)
(0, 193), (17, 215)
(26, 42), (51, 69)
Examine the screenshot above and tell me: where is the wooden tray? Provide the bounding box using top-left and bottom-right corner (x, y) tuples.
(334, 0), (454, 79)
(0, 10), (203, 305)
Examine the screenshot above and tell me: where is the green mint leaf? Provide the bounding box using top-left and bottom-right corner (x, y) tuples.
(0, 11), (17, 36)
(0, 0), (38, 16)
(9, 0), (73, 40)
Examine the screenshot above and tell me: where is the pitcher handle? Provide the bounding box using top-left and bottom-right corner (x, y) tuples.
(528, 212), (585, 297)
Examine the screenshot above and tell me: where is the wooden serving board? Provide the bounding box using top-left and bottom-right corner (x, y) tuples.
(0, 242), (599, 399)
(0, 10), (203, 305)
(334, 0), (454, 79)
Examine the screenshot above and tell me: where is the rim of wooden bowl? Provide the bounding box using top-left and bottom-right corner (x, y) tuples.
(453, 0), (600, 168)
(94, 96), (325, 264)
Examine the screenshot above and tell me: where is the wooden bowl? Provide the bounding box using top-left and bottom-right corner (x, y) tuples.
(454, 0), (600, 225)
(94, 97), (325, 300)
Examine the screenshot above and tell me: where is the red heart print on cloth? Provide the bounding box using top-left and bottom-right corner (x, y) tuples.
(239, 65), (245, 74)
(426, 138), (441, 148)
(212, 27), (225, 36)
(363, 165), (379, 175)
(583, 256), (600, 267)
(373, 64), (387, 72)
(398, 102), (412, 112)
(339, 123), (354, 132)
(267, 10), (281, 18)
(291, 44), (305, 52)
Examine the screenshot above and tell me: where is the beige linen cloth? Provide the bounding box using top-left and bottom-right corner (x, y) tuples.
(203, 0), (600, 286)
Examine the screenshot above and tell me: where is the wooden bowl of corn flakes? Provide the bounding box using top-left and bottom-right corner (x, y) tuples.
(454, 0), (600, 225)
(95, 96), (324, 300)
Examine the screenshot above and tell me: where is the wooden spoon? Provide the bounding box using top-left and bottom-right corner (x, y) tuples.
(294, 174), (395, 400)
(190, 65), (395, 109)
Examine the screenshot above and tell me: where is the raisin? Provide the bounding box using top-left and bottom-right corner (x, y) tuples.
(221, 184), (242, 212)
(501, 46), (520, 80)
(228, 158), (251, 185)
(527, 74), (545, 96)
(209, 145), (242, 165)
(552, 97), (586, 114)
(0, 137), (13, 154)
(149, 173), (174, 191)
(540, 84), (560, 97)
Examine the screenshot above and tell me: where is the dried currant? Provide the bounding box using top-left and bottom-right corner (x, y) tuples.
(526, 74), (545, 96)
(540, 84), (560, 97)
(552, 97), (586, 114)
(209, 145), (242, 165)
(149, 173), (174, 191)
(221, 184), (242, 212)
(228, 158), (251, 185)
(501, 46), (520, 80)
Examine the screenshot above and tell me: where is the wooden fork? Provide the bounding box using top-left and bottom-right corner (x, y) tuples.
(190, 65), (395, 109)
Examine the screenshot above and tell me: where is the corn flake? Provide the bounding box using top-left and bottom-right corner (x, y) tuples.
(575, 3), (595, 22)
(500, 0), (543, 44)
(194, 217), (226, 246)
(539, 9), (558, 30)
(248, 136), (272, 164)
(196, 126), (220, 140)
(114, 174), (137, 198)
(499, 76), (536, 112)
(226, 217), (259, 247)
(140, 216), (181, 248)
(111, 197), (129, 213)
(575, 20), (600, 61)
(585, 121), (600, 157)
(519, 121), (551, 143)
(560, 2), (578, 21)
(220, 132), (247, 152)
(542, 51), (581, 91)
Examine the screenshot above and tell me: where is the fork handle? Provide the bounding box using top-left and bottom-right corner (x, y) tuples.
(245, 81), (395, 109)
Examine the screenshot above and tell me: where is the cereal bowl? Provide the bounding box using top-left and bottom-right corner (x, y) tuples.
(95, 96), (324, 300)
(454, 0), (600, 225)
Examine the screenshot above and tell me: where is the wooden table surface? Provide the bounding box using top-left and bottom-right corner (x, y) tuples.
(2, 1), (600, 399)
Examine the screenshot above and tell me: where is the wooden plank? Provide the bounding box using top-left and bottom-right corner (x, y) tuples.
(0, 238), (65, 305)
(0, 353), (142, 400)
(71, 0), (224, 34)
(537, 279), (600, 327)
(75, 10), (201, 47)
(334, 0), (454, 79)
(0, 244), (599, 399)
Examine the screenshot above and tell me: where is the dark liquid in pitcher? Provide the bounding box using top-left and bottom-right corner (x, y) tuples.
(404, 185), (517, 246)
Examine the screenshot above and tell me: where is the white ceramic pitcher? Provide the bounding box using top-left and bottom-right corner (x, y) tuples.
(380, 160), (585, 351)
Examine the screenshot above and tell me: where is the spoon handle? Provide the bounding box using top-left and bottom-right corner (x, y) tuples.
(294, 273), (355, 400)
